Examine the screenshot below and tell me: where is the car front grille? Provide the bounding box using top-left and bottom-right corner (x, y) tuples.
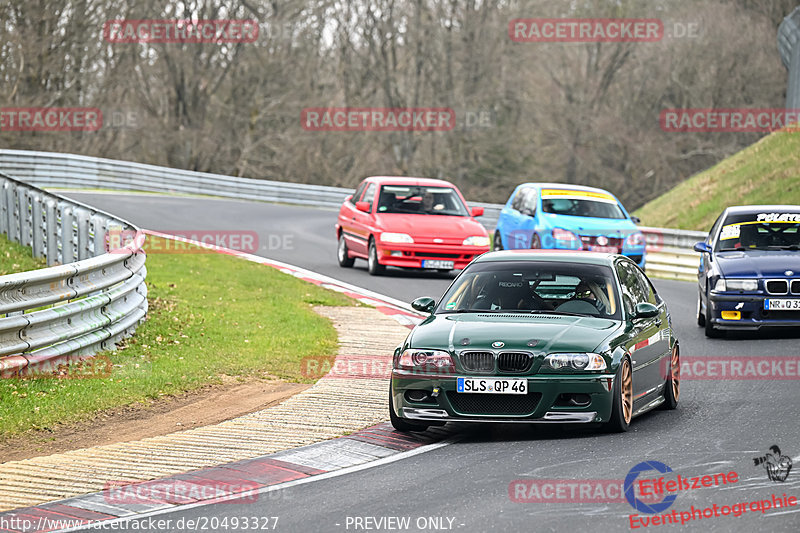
(460, 351), (494, 372)
(792, 280), (800, 294)
(766, 280), (789, 294)
(446, 391), (541, 416)
(579, 235), (622, 251)
(498, 352), (533, 372)
(413, 252), (462, 258)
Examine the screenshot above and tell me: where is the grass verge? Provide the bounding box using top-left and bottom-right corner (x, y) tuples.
(634, 131), (800, 231)
(0, 235), (46, 275)
(0, 236), (354, 437)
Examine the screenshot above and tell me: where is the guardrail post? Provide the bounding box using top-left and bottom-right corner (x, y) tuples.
(91, 214), (108, 257)
(60, 203), (75, 265)
(44, 198), (58, 265)
(5, 182), (20, 243)
(75, 207), (92, 260)
(18, 186), (33, 248)
(0, 179), (8, 235)
(31, 193), (45, 258)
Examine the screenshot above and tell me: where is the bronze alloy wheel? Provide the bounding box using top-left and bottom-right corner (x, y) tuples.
(670, 345), (680, 402)
(621, 359), (633, 424)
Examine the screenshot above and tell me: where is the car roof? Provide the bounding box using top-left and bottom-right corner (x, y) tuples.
(364, 176), (456, 187)
(723, 204), (800, 215)
(513, 182), (619, 197)
(473, 250), (623, 266)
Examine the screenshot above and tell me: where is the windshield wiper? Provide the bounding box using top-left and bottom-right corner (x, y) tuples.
(529, 310), (591, 317)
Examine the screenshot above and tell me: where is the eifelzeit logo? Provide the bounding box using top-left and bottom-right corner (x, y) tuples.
(753, 445), (793, 482)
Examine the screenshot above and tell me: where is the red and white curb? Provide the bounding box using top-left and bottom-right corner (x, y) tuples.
(0, 424), (455, 533)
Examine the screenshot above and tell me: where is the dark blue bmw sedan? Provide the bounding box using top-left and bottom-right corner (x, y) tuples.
(693, 205), (800, 337)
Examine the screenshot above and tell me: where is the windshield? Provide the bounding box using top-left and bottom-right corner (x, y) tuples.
(540, 189), (626, 219)
(436, 261), (621, 320)
(377, 185), (469, 216)
(715, 212), (800, 251)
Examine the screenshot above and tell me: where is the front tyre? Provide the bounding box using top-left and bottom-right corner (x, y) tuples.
(704, 299), (724, 338)
(368, 238), (385, 276)
(337, 234), (355, 267)
(531, 233), (541, 249)
(606, 358), (632, 433)
(696, 291), (705, 327)
(389, 385), (429, 432)
(493, 230), (504, 250)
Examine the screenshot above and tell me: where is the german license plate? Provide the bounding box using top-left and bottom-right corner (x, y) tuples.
(456, 377), (527, 394)
(590, 245), (619, 253)
(764, 299), (800, 310)
(422, 260), (455, 269)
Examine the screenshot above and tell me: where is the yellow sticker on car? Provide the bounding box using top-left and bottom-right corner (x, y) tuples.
(721, 310), (741, 320)
(540, 189), (617, 203)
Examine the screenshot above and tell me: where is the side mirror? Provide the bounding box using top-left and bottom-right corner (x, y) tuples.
(411, 297), (436, 314)
(631, 216), (641, 224)
(633, 302), (659, 320)
(693, 242), (712, 253)
(471, 206), (484, 217)
(355, 201), (371, 213)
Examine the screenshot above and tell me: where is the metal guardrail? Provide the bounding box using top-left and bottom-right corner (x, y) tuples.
(0, 171), (147, 377)
(0, 149), (704, 284)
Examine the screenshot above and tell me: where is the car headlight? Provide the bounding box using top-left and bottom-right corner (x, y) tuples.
(462, 235), (490, 246)
(552, 228), (580, 242)
(544, 353), (607, 371)
(398, 349), (455, 370)
(380, 232), (414, 244)
(714, 278), (758, 292)
(625, 232), (645, 247)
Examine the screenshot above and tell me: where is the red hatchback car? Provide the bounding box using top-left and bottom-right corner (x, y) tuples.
(336, 177), (490, 275)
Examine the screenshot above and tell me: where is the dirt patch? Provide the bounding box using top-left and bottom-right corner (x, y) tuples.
(0, 379), (308, 463)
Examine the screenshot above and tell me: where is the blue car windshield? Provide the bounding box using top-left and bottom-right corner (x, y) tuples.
(436, 261), (621, 320)
(377, 185), (468, 216)
(715, 212), (800, 251)
(542, 198), (626, 219)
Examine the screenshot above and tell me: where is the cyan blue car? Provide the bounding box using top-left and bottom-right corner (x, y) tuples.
(494, 183), (646, 268)
(693, 205), (800, 337)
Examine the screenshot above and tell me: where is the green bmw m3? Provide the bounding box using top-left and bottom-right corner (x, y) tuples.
(390, 250), (680, 433)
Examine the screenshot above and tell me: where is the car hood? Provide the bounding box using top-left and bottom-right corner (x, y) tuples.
(376, 214), (487, 239)
(410, 313), (621, 354)
(716, 250), (800, 278)
(541, 213), (638, 235)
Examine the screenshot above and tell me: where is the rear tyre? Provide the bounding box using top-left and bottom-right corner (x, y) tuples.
(337, 234), (355, 267)
(606, 358), (632, 433)
(389, 385), (429, 432)
(493, 230), (504, 250)
(367, 238), (385, 276)
(661, 344), (679, 410)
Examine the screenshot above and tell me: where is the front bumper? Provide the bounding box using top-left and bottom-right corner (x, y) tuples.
(708, 292), (800, 330)
(391, 371), (615, 424)
(376, 242), (488, 270)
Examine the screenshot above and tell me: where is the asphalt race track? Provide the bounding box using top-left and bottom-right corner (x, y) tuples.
(64, 192), (800, 532)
